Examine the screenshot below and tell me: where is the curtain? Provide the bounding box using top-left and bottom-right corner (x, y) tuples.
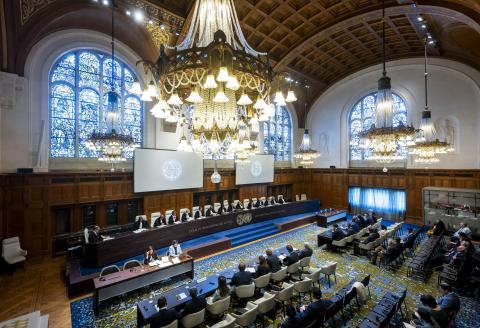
(348, 186), (406, 221)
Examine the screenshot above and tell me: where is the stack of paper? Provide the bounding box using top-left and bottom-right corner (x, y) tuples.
(172, 258), (180, 264)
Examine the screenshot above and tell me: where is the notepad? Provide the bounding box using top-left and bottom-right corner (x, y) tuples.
(278, 255), (286, 261)
(172, 258), (180, 264)
(161, 256), (169, 262)
(176, 292), (187, 301)
(246, 267), (255, 273)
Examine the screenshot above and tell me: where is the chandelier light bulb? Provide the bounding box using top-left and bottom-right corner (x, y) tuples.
(285, 90), (297, 102)
(264, 103), (275, 118)
(253, 97), (267, 110)
(216, 66), (230, 82)
(274, 91), (286, 106)
(167, 92), (184, 106)
(186, 89), (204, 103)
(166, 110), (178, 123)
(157, 98), (171, 111)
(203, 74), (218, 89)
(141, 90), (152, 102)
(150, 102), (166, 119)
(178, 135), (193, 152)
(237, 93), (253, 106)
(225, 75), (240, 91)
(213, 88), (229, 103)
(147, 81), (158, 98)
(130, 80), (143, 95)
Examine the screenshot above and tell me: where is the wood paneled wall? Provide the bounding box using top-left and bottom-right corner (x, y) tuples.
(2, 167), (479, 256)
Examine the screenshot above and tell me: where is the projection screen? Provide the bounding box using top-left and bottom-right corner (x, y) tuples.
(235, 154), (274, 185)
(134, 148), (204, 193)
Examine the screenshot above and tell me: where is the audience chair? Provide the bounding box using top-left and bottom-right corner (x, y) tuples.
(206, 296), (231, 318)
(206, 314), (236, 328)
(122, 259), (142, 271)
(253, 273), (271, 292)
(181, 308), (205, 328)
(294, 277), (313, 302)
(1, 237), (27, 271)
(332, 238), (348, 251)
(343, 287), (358, 318)
(270, 266), (287, 284)
(302, 267), (322, 287)
(100, 265), (120, 277)
(273, 282), (294, 315)
(320, 262), (337, 287)
(159, 320), (178, 328)
(300, 193), (307, 200)
(286, 261), (301, 280)
(151, 212), (161, 227)
(361, 275), (372, 298)
(231, 302), (258, 328)
(298, 256), (311, 273)
(324, 297), (344, 326)
(253, 292), (276, 327)
(235, 282), (255, 300)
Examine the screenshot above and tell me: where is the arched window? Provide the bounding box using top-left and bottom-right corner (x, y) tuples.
(349, 92), (407, 161)
(49, 50), (143, 158)
(263, 106), (292, 161)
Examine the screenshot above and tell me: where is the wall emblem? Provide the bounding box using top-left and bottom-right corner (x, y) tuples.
(250, 160), (262, 177)
(236, 212), (253, 226)
(162, 160), (182, 181)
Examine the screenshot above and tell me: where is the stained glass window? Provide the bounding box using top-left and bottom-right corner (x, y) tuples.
(263, 106), (292, 161)
(49, 50), (143, 158)
(349, 92), (408, 162)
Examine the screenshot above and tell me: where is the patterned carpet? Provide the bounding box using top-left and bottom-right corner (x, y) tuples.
(71, 223), (480, 327)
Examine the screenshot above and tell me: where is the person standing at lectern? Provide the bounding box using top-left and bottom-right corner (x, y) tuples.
(144, 245), (159, 264)
(88, 225), (103, 243)
(168, 240), (182, 257)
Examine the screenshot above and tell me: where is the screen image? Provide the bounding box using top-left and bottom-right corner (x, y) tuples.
(235, 154), (274, 185)
(134, 148), (204, 193)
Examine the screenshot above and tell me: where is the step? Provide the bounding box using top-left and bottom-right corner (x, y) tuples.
(227, 225), (278, 240)
(225, 222), (278, 238)
(231, 227), (280, 247)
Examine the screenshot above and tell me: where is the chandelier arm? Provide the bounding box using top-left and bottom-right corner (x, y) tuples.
(382, 0), (386, 76)
(424, 39), (428, 110)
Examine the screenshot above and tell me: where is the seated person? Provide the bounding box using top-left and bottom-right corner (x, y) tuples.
(432, 245), (467, 268)
(255, 255), (271, 277)
(364, 213), (373, 225)
(298, 288), (332, 325)
(217, 203), (227, 215)
(451, 222), (472, 241)
(153, 214), (167, 227)
(370, 238), (399, 265)
(208, 276), (231, 303)
(351, 217), (361, 233)
(299, 242), (313, 259)
(269, 197), (276, 206)
(168, 240), (182, 257)
(193, 207), (202, 219)
(167, 211), (177, 225)
(418, 294), (449, 328)
(149, 296), (180, 328)
(144, 245), (159, 264)
(282, 245), (299, 266)
(281, 305), (303, 328)
(427, 219), (446, 236)
(357, 215), (367, 228)
(246, 201), (252, 209)
(226, 202), (233, 212)
(278, 195), (285, 204)
(88, 225), (103, 243)
(253, 199), (261, 208)
(266, 249), (282, 273)
(331, 224), (346, 241)
(262, 198), (269, 207)
(205, 206), (216, 217)
(180, 210), (191, 222)
(401, 227), (416, 245)
(134, 216), (150, 230)
(362, 227), (380, 244)
(230, 262), (252, 287)
(411, 306), (438, 328)
(371, 212), (378, 223)
(234, 201), (243, 210)
(437, 283), (460, 319)
(344, 223), (355, 236)
(180, 287), (206, 318)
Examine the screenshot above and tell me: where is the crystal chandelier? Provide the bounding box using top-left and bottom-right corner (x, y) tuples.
(132, 0), (296, 161)
(409, 40), (453, 164)
(86, 0), (138, 168)
(358, 0), (417, 164)
(294, 85), (319, 166)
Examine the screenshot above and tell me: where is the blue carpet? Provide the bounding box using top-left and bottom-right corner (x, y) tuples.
(79, 211), (318, 276)
(71, 220), (480, 328)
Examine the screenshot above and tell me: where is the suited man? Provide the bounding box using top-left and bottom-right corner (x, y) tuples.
(230, 263), (253, 287)
(153, 214), (167, 227)
(180, 210), (190, 222)
(282, 245), (299, 266)
(362, 228), (380, 244)
(144, 245), (159, 264)
(235, 202), (243, 210)
(149, 296), (180, 328)
(193, 208), (202, 219)
(269, 197), (276, 206)
(266, 249), (282, 272)
(281, 305), (303, 328)
(226, 203), (233, 212)
(217, 204), (227, 215)
(253, 199), (261, 208)
(134, 216), (150, 230)
(88, 225), (103, 243)
(437, 283), (460, 316)
(357, 215), (367, 228)
(180, 287), (206, 318)
(261, 198), (269, 207)
(401, 228), (416, 246)
(278, 196), (285, 204)
(298, 288), (333, 325)
(168, 240), (182, 257)
(205, 206), (215, 217)
(299, 243), (313, 259)
(331, 224), (346, 241)
(246, 201), (252, 209)
(167, 211), (177, 225)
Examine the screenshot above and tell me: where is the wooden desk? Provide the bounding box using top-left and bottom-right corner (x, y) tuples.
(136, 246), (290, 327)
(85, 200), (319, 267)
(316, 209), (347, 228)
(93, 255), (194, 315)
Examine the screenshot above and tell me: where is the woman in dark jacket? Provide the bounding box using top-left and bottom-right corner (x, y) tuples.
(255, 255), (271, 277)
